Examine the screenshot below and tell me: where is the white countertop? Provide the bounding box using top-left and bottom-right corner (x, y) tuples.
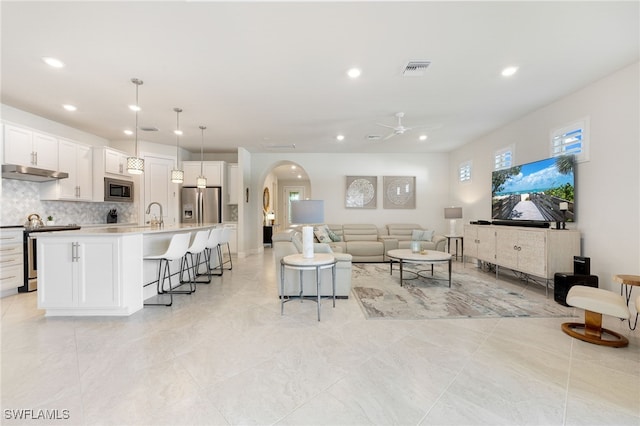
(36, 223), (219, 237)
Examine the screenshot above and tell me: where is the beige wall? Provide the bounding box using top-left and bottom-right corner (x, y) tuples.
(449, 62), (640, 291)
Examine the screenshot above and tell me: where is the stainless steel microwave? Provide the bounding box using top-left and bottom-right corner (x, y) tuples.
(104, 177), (134, 202)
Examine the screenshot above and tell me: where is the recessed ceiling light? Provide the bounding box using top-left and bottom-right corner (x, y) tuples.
(174, 130), (183, 136)
(347, 68), (361, 79)
(42, 57), (65, 68)
(291, 165), (297, 170)
(297, 174), (302, 179)
(501, 66), (519, 77)
(123, 130), (133, 136)
(419, 135), (428, 141)
(336, 134), (345, 141)
(129, 104), (141, 112)
(62, 104), (77, 112)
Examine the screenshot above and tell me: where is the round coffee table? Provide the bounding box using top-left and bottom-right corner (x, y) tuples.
(387, 249), (452, 287)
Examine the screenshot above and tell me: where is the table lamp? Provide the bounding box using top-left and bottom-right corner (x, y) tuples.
(266, 212), (275, 226)
(444, 207), (463, 236)
(290, 200), (324, 258)
(559, 202), (568, 230)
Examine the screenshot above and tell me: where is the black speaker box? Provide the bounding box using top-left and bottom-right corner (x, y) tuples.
(554, 273), (598, 306)
(573, 256), (591, 275)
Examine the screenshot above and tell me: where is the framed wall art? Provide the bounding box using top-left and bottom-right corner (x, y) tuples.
(383, 176), (416, 209)
(345, 176), (377, 209)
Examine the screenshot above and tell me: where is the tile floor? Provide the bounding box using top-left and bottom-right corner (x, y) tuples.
(1, 251), (639, 425)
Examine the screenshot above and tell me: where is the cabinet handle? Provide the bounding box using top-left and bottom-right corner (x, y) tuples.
(71, 242), (79, 262)
(119, 164), (123, 173)
(513, 245), (518, 250)
(34, 151), (38, 165)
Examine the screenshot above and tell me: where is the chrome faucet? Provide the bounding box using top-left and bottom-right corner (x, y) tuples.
(145, 202), (164, 228)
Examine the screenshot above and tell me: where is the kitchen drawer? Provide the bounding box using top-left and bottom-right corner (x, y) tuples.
(0, 264), (23, 292)
(0, 230), (23, 245)
(0, 243), (23, 264)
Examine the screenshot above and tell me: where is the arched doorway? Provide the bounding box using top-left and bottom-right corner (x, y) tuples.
(262, 162), (310, 242)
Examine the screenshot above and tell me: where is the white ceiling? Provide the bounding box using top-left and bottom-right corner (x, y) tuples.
(2, 1), (638, 155)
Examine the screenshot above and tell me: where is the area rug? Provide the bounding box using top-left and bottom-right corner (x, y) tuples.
(351, 263), (576, 320)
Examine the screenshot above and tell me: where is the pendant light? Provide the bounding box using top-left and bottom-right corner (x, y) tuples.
(197, 125), (207, 188)
(170, 107), (184, 183)
(127, 78), (144, 174)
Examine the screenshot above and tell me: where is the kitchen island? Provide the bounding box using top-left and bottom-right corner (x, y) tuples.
(37, 223), (218, 316)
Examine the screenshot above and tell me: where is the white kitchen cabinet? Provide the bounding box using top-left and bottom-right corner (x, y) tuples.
(40, 139), (93, 201)
(182, 161), (223, 186)
(464, 224), (580, 281)
(92, 147), (133, 202)
(3, 124), (59, 170)
(38, 234), (142, 315)
(104, 148), (129, 176)
(0, 229), (24, 297)
(227, 163), (238, 204)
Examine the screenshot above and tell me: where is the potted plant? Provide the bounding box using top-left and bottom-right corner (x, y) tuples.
(46, 215), (55, 226)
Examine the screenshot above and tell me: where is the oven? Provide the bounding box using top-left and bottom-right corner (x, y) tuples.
(20, 225), (81, 292)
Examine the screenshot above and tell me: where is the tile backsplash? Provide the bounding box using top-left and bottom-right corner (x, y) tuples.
(1, 179), (137, 226)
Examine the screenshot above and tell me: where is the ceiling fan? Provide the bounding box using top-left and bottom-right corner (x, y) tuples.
(376, 112), (439, 140)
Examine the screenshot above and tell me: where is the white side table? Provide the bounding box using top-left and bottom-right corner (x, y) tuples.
(280, 253), (336, 321)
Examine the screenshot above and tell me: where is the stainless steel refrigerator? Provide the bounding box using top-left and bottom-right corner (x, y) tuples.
(181, 186), (222, 224)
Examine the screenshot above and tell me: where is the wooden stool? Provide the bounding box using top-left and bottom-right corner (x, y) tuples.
(561, 285), (630, 348)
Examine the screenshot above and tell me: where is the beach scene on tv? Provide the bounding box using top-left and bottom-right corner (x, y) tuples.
(492, 156), (575, 222)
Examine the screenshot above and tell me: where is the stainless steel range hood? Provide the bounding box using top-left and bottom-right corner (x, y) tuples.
(1, 164), (69, 182)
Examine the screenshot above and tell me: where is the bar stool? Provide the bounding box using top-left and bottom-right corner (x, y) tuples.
(219, 226), (233, 271)
(187, 229), (212, 284)
(204, 227), (224, 279)
(143, 232), (193, 307)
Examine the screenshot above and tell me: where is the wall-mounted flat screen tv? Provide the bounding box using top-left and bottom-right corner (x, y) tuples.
(492, 155), (575, 222)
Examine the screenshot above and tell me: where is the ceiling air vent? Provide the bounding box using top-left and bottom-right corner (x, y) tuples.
(139, 126), (159, 132)
(403, 61), (431, 77)
(366, 135), (382, 141)
(263, 143), (296, 150)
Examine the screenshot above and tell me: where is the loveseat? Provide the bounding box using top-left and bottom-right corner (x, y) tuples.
(311, 223), (446, 262)
(272, 230), (353, 297)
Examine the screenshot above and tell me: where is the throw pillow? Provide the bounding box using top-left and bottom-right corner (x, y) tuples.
(325, 226), (342, 242)
(313, 226), (332, 243)
(421, 229), (434, 241)
(411, 229), (434, 241)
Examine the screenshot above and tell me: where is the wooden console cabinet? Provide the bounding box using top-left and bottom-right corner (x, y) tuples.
(464, 224), (580, 284)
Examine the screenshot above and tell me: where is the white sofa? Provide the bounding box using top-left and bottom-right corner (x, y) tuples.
(272, 230), (353, 298)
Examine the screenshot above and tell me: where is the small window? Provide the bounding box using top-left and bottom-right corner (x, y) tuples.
(551, 117), (589, 162)
(459, 161), (472, 182)
(494, 146), (513, 170)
